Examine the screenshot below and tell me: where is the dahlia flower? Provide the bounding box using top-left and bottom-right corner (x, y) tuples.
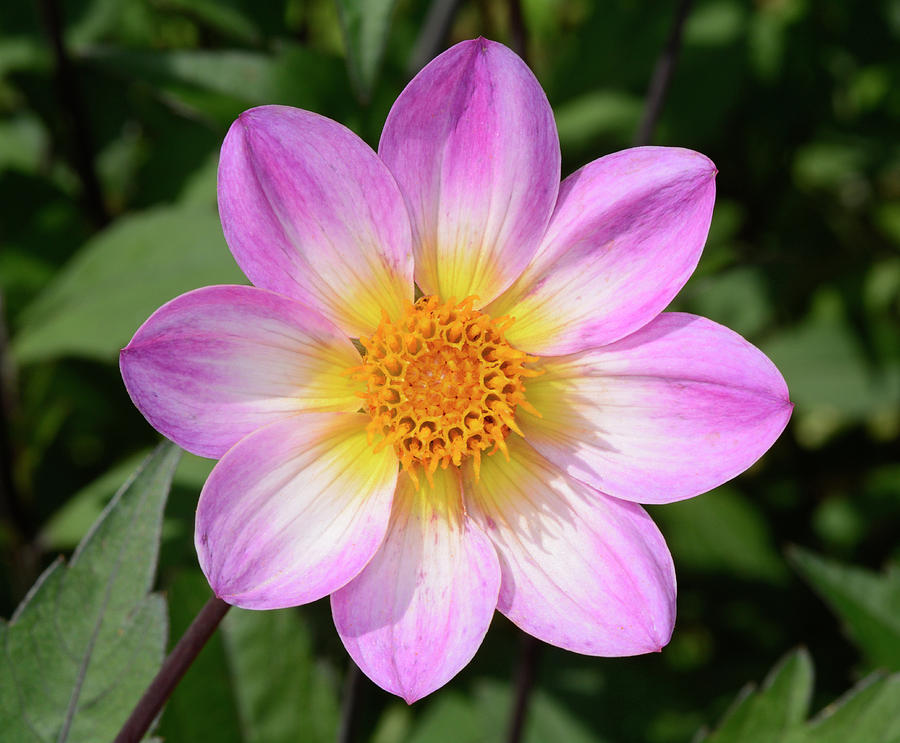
(120, 38), (791, 703)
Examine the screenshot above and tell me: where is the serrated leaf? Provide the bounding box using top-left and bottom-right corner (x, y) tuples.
(789, 547), (900, 670)
(336, 0), (398, 101)
(793, 673), (900, 743)
(702, 648), (813, 743)
(702, 651), (900, 743)
(11, 205), (245, 365)
(0, 443), (180, 742)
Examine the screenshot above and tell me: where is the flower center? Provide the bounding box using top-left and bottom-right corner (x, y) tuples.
(352, 295), (540, 488)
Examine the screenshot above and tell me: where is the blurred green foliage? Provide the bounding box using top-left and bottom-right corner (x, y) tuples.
(1, 0), (899, 741)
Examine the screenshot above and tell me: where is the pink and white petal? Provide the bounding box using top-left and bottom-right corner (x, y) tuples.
(463, 437), (676, 656)
(332, 468), (500, 703)
(379, 38), (560, 306)
(120, 285), (361, 459)
(521, 313), (792, 505)
(196, 412), (398, 609)
(488, 147), (717, 355)
(218, 105), (414, 338)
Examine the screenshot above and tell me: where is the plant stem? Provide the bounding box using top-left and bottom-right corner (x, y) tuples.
(633, 0), (694, 146)
(114, 595), (231, 743)
(506, 633), (541, 743)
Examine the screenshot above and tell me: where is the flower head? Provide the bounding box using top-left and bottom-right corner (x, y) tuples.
(120, 38), (792, 703)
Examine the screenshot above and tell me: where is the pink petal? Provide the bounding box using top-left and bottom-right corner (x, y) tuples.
(488, 147), (717, 355)
(332, 468), (500, 703)
(463, 438), (676, 656)
(379, 38), (560, 306)
(196, 412), (398, 609)
(120, 285), (361, 459)
(218, 105), (414, 337)
(521, 313), (792, 504)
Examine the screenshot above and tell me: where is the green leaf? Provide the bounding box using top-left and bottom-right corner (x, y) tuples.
(789, 547), (900, 670)
(0, 443), (180, 742)
(791, 673), (900, 743)
(11, 204), (246, 365)
(703, 651), (900, 743)
(702, 648), (813, 743)
(336, 0), (398, 102)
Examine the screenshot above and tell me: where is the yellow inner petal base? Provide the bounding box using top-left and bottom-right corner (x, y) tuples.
(351, 295), (540, 488)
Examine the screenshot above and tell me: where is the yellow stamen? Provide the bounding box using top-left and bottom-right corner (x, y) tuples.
(350, 295), (540, 487)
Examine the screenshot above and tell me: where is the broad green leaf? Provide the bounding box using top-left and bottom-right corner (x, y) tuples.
(789, 673), (900, 743)
(11, 204), (245, 365)
(0, 443), (180, 742)
(701, 648), (813, 743)
(789, 547), (900, 670)
(336, 0), (398, 102)
(650, 487), (787, 583)
(702, 651), (900, 743)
